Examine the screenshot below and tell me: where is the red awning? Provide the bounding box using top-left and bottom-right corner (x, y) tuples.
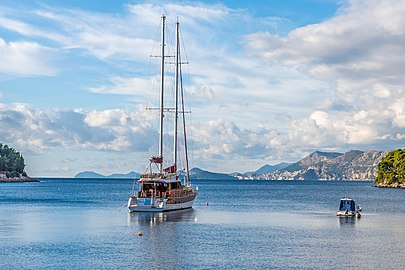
(150, 156), (163, 164)
(164, 165), (177, 173)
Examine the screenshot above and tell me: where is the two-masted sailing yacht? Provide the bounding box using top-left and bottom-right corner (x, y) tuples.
(128, 15), (198, 212)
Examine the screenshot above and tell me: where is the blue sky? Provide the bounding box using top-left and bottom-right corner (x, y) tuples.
(1, 0), (404, 177)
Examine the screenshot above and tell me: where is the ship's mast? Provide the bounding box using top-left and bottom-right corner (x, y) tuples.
(180, 67), (191, 186)
(158, 15), (166, 172)
(173, 19), (180, 169)
(175, 20), (191, 186)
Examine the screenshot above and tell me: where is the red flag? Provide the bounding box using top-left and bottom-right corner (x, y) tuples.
(164, 165), (177, 173)
(150, 156), (163, 164)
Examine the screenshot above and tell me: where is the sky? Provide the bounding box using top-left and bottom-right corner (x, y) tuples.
(0, 0), (404, 177)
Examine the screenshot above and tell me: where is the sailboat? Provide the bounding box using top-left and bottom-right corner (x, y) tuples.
(128, 15), (198, 212)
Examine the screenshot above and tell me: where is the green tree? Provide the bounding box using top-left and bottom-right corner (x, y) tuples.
(0, 143), (27, 177)
(375, 149), (405, 184)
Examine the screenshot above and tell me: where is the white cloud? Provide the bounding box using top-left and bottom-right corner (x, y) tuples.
(244, 0), (405, 155)
(0, 1), (404, 174)
(21, 2), (229, 64)
(0, 15), (67, 42)
(88, 75), (162, 97)
(127, 3), (229, 26)
(1, 101), (404, 174)
(246, 1), (405, 83)
(0, 103), (155, 153)
(310, 111), (329, 128)
(84, 109), (129, 127)
(0, 38), (56, 76)
(390, 97), (405, 128)
(0, 2), (323, 126)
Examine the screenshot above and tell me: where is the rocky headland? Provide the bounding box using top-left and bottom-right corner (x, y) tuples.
(0, 144), (37, 183)
(374, 149), (405, 188)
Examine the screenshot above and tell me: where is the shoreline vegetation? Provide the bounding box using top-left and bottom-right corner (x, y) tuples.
(374, 149), (405, 188)
(0, 143), (37, 183)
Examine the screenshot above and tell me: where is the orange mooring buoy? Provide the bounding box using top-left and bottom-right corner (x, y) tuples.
(138, 231), (143, 236)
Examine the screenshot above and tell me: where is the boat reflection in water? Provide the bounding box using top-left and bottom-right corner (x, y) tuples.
(339, 216), (358, 226)
(128, 208), (196, 227)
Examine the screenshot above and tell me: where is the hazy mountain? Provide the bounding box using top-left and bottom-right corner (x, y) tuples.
(108, 171), (140, 178)
(74, 171), (106, 178)
(74, 171), (140, 179)
(188, 167), (237, 180)
(75, 168), (233, 180)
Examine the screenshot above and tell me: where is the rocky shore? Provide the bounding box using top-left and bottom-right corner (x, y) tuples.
(0, 173), (39, 183)
(375, 182), (405, 188)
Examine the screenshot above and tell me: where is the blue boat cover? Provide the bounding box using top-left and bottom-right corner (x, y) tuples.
(339, 199), (355, 211)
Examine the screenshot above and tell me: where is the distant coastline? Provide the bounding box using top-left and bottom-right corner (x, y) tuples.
(73, 149), (403, 182)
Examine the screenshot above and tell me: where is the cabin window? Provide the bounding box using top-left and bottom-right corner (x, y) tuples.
(170, 182), (181, 189)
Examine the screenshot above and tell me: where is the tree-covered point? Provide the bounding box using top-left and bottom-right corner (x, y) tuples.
(0, 143), (27, 178)
(375, 149), (405, 184)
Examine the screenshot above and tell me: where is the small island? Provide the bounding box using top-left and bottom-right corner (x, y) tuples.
(374, 149), (405, 188)
(0, 143), (37, 182)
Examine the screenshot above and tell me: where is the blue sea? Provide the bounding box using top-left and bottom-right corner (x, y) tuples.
(1, 179), (404, 269)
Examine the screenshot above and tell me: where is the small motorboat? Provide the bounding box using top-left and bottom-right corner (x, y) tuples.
(337, 197), (362, 217)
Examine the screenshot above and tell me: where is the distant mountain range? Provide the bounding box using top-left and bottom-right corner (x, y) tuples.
(74, 168), (236, 180)
(187, 168), (237, 180)
(74, 171), (140, 179)
(235, 150), (388, 180)
(74, 150), (389, 181)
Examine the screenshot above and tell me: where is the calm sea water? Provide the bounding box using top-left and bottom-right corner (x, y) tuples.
(1, 179), (404, 269)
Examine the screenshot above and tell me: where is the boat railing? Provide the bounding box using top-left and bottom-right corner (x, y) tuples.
(140, 173), (165, 179)
(166, 189), (195, 198)
(138, 190), (164, 198)
(137, 187), (196, 199)
(139, 172), (180, 180)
